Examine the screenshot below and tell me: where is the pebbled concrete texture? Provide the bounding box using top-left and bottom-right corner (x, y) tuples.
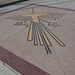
(0, 4), (75, 75)
(0, 0), (75, 75)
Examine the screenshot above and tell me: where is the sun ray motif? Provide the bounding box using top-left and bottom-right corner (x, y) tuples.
(8, 8), (65, 54)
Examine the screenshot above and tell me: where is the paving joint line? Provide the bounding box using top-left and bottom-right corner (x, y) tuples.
(0, 27), (26, 43)
(52, 46), (66, 75)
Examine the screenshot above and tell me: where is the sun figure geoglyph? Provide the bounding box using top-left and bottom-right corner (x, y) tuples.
(8, 8), (65, 54)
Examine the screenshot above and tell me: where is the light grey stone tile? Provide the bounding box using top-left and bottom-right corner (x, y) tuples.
(0, 60), (21, 75)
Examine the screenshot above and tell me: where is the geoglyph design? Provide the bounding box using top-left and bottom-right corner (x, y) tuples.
(8, 8), (65, 54)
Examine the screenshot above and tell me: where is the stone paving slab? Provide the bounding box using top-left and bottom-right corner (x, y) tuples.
(0, 0), (75, 13)
(0, 4), (75, 75)
(0, 60), (21, 75)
